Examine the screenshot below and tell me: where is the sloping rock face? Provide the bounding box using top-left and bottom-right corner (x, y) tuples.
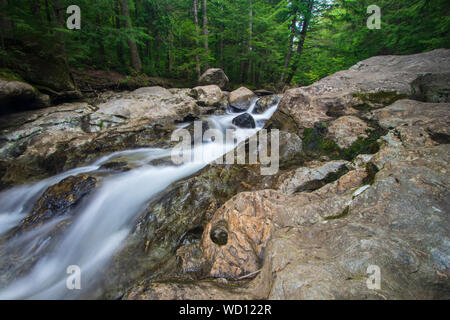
(124, 49), (450, 300)
(274, 49), (450, 137)
(370, 99), (450, 146)
(0, 86), (221, 190)
(198, 68), (229, 90)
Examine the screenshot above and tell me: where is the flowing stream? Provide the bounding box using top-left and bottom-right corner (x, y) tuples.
(0, 98), (279, 299)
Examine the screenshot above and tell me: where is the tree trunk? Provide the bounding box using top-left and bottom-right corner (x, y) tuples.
(119, 0), (143, 72)
(155, 35), (160, 75)
(220, 4), (224, 69)
(96, 14), (106, 68)
(279, 11), (297, 84)
(0, 0), (8, 64)
(286, 0), (314, 85)
(193, 0), (201, 78)
(114, 0), (125, 67)
(168, 31), (173, 75)
(202, 0), (209, 69)
(247, 0), (253, 83)
(32, 0), (42, 20)
(51, 0), (68, 59)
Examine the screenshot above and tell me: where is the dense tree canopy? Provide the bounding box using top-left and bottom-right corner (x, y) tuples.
(0, 0), (448, 88)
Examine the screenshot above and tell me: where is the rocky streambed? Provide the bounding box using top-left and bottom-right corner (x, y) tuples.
(0, 50), (449, 300)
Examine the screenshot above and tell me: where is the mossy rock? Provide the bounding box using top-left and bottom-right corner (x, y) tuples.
(6, 42), (80, 100)
(0, 69), (25, 82)
(353, 91), (409, 108)
(302, 124), (382, 162)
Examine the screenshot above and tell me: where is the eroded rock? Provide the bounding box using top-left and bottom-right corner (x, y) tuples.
(370, 99), (450, 147)
(279, 160), (349, 195)
(327, 116), (371, 149)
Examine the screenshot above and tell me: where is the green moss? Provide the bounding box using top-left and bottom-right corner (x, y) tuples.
(326, 206), (350, 221)
(346, 274), (366, 281)
(0, 69), (25, 82)
(303, 127), (341, 159)
(353, 103), (373, 111)
(303, 126), (381, 161)
(340, 133), (381, 161)
(353, 91), (409, 106)
(363, 162), (379, 185)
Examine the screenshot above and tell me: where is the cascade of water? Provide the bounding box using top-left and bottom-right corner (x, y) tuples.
(0, 99), (279, 299)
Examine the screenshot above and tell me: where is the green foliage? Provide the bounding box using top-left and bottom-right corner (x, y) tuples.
(0, 0), (448, 85)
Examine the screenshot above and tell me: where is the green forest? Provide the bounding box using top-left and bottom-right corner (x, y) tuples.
(1, 0), (449, 88)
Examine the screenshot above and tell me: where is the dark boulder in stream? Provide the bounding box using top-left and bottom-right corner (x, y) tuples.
(232, 113), (256, 129)
(17, 174), (97, 235)
(253, 94), (282, 114)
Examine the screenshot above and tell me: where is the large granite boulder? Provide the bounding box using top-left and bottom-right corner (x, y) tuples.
(229, 87), (257, 111)
(198, 68), (229, 90)
(189, 85), (227, 108)
(0, 77), (50, 113)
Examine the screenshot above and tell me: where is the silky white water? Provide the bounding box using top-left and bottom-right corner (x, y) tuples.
(0, 98), (278, 299)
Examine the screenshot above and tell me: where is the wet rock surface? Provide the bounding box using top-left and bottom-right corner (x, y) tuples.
(253, 94), (281, 114)
(229, 87), (257, 111)
(18, 174), (97, 233)
(0, 85), (226, 190)
(232, 113), (256, 129)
